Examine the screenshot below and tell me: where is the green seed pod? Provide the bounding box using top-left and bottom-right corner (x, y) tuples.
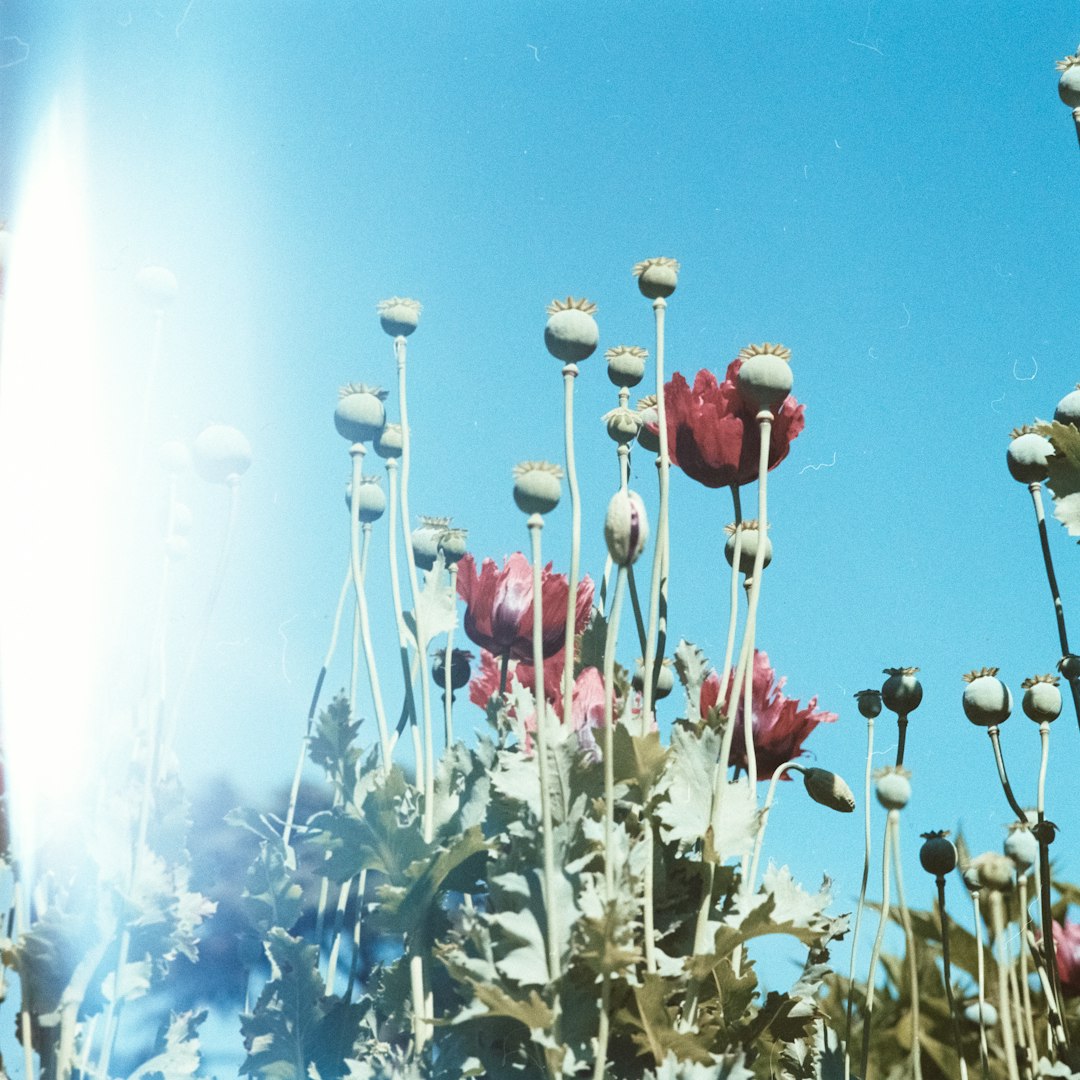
(193, 424), (252, 484)
(1006, 427), (1053, 484)
(439, 528), (468, 566)
(411, 516), (451, 571)
(604, 489), (649, 567)
(632, 658), (674, 699)
(1058, 52), (1080, 108)
(603, 406), (642, 446)
(881, 667), (922, 715)
(346, 476), (386, 524)
(544, 297), (599, 363)
(723, 520), (772, 576)
(374, 422), (404, 460)
(1004, 823), (1039, 874)
(919, 830), (957, 876)
(1022, 674), (1062, 723)
(802, 768), (855, 813)
(962, 667), (1012, 727)
(606, 345), (648, 388)
(159, 439), (191, 474)
(874, 766), (911, 811)
(972, 851), (1013, 892)
(513, 461), (563, 516)
(854, 689), (883, 719)
(377, 296), (421, 337)
(432, 648), (473, 691)
(735, 343), (793, 413)
(632, 257), (679, 299)
(961, 863), (982, 894)
(135, 264), (178, 309)
(1059, 654), (1080, 682)
(635, 396), (661, 453)
(1055, 384), (1080, 427)
(335, 384), (388, 444)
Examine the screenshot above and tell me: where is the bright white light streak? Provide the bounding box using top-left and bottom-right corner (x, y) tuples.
(0, 96), (111, 875)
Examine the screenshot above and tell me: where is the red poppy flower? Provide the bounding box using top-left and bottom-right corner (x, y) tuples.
(656, 359), (805, 489)
(457, 553), (594, 663)
(1054, 920), (1080, 996)
(700, 650), (836, 779)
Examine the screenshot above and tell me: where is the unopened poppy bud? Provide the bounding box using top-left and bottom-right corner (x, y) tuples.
(632, 257), (679, 300)
(377, 296), (421, 338)
(513, 461), (563, 516)
(544, 297), (598, 363)
(1022, 674), (1062, 723)
(411, 516), (451, 571)
(854, 689), (882, 719)
(735, 343), (793, 413)
(335, 383), (388, 444)
(874, 766), (911, 811)
(604, 489), (649, 567)
(802, 768), (855, 813)
(962, 667), (1012, 727)
(881, 667), (922, 715)
(919, 831), (957, 876)
(606, 345), (648, 388)
(193, 424), (252, 485)
(632, 657), (673, 699)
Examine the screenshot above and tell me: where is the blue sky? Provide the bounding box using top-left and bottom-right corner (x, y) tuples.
(3, 0), (1080, 984)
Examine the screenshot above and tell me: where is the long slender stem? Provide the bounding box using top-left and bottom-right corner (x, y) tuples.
(937, 876), (968, 1079)
(13, 878), (36, 1080)
(626, 564), (648, 662)
(1017, 876), (1038, 1065)
(860, 810), (895, 1080)
(444, 564), (458, 746)
(973, 891), (991, 1080)
(990, 893), (1022, 1080)
(720, 486), (744, 702)
(747, 760), (803, 894)
(846, 714), (874, 1060)
(562, 363), (581, 728)
(642, 819), (657, 974)
(890, 817), (922, 1080)
(325, 878), (351, 993)
(346, 869), (368, 1000)
(987, 727), (1027, 824)
(386, 458), (418, 735)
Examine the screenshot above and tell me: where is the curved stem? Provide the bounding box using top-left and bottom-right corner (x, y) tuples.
(444, 564), (458, 746)
(386, 458), (418, 734)
(937, 876), (968, 1078)
(972, 891), (991, 1080)
(626, 564), (648, 663)
(889, 817), (922, 1080)
(747, 759), (804, 894)
(346, 869), (367, 1001)
(860, 810), (895, 1080)
(1017, 876), (1038, 1066)
(987, 727), (1027, 823)
(325, 877), (351, 993)
(562, 363), (581, 728)
(990, 893), (1022, 1080)
(846, 714), (874, 1059)
(720, 486), (744, 702)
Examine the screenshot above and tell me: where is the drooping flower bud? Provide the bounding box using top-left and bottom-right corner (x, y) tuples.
(1022, 674), (1062, 724)
(802, 767), (855, 813)
(1006, 427), (1053, 484)
(723, 520), (772, 576)
(606, 345), (648, 388)
(544, 297), (599, 363)
(377, 296), (421, 338)
(881, 667), (922, 715)
(632, 257), (679, 299)
(193, 424), (252, 484)
(604, 489), (649, 567)
(411, 516), (451, 571)
(854, 689), (883, 719)
(335, 384), (388, 444)
(962, 667), (1012, 727)
(513, 461), (563, 516)
(374, 422), (404, 460)
(735, 343), (793, 413)
(874, 766), (911, 811)
(919, 830), (957, 876)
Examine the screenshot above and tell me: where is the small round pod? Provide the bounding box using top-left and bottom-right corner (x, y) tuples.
(432, 648), (474, 692)
(1006, 426), (1054, 484)
(972, 851), (1014, 892)
(603, 406), (642, 447)
(723, 520), (772, 576)
(1058, 51), (1080, 108)
(346, 475), (387, 524)
(874, 766), (911, 811)
(635, 396), (661, 453)
(963, 1000), (998, 1027)
(439, 527), (469, 567)
(411, 516), (451, 571)
(854, 689), (883, 719)
(1059, 653), (1080, 682)
(802, 767), (856, 813)
(604, 488), (649, 567)
(735, 342), (793, 413)
(919, 830), (958, 877)
(1004, 823), (1039, 875)
(513, 460), (563, 516)
(374, 422), (404, 460)
(632, 658), (674, 700)
(335, 384), (388, 444)
(1022, 673), (1062, 723)
(544, 296), (599, 363)
(961, 863), (982, 894)
(193, 424), (252, 484)
(962, 666), (1012, 727)
(159, 439), (192, 475)
(377, 296), (421, 337)
(881, 666), (922, 715)
(135, 265), (179, 309)
(632, 257), (680, 300)
(606, 345), (648, 389)
(1055, 383), (1080, 427)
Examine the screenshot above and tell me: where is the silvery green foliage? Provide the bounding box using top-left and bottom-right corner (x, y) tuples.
(127, 1010), (209, 1080)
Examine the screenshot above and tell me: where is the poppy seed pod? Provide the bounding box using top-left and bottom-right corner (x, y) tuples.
(1059, 654), (1080, 682)
(135, 265), (179, 308)
(432, 648), (473, 691)
(1022, 674), (1062, 723)
(962, 863), (982, 894)
(635, 397), (661, 453)
(972, 851), (1014, 892)
(335, 384), (387, 444)
(606, 345), (648, 388)
(632, 257), (679, 299)
(544, 297), (599, 363)
(603, 406), (642, 446)
(374, 422), (404, 460)
(159, 439), (191, 474)
(964, 1001), (998, 1027)
(1058, 52), (1080, 108)
(854, 689), (883, 719)
(874, 767), (911, 811)
(1007, 427), (1053, 484)
(346, 476), (386, 524)
(439, 528), (468, 566)
(1055, 384), (1080, 427)
(919, 831), (957, 876)
(723, 520), (772, 576)
(377, 296), (421, 337)
(193, 424), (252, 484)
(962, 667), (1012, 727)
(633, 658), (673, 699)
(513, 461), (563, 516)
(735, 343), (793, 413)
(1004, 824), (1039, 874)
(881, 667), (922, 715)
(605, 489), (649, 567)
(411, 516), (451, 571)
(802, 768), (855, 813)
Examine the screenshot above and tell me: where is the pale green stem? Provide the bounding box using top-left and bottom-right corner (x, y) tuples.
(991, 893), (1022, 1080)
(889, 815), (922, 1080)
(1005, 936), (1028, 1070)
(860, 809), (895, 1080)
(386, 457), (419, 735)
(345, 869), (368, 1000)
(746, 760), (805, 896)
(973, 891), (991, 1079)
(626, 564), (648, 666)
(350, 605), (360, 717)
(642, 298), (669, 726)
(444, 564), (458, 746)
(1038, 722), (1049, 820)
(643, 820), (657, 974)
(395, 337), (435, 841)
(562, 363), (582, 728)
(325, 877), (351, 994)
(78, 1016), (98, 1079)
(349, 449), (391, 772)
(719, 486), (744, 701)
(409, 947), (429, 1051)
(14, 879), (36, 1080)
(845, 714), (874, 1060)
(1017, 876), (1038, 1064)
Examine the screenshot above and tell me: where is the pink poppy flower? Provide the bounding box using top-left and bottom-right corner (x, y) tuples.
(1053, 920), (1080, 996)
(700, 650), (836, 779)
(457, 553), (594, 663)
(653, 360), (805, 489)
